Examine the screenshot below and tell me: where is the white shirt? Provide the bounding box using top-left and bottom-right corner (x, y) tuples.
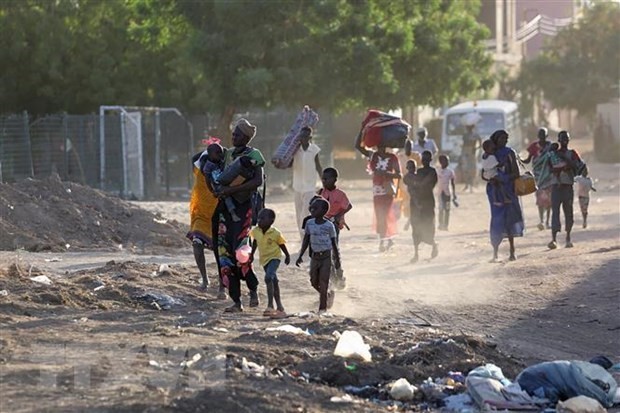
(575, 176), (593, 198)
(481, 154), (499, 180)
(436, 167), (455, 195)
(412, 139), (438, 156)
(292, 142), (320, 192)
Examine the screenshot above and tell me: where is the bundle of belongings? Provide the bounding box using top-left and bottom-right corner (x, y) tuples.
(271, 105), (320, 169)
(462, 358), (620, 412)
(357, 110), (411, 149)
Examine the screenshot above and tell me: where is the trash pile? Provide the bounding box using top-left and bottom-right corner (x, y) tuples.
(0, 175), (188, 251)
(251, 324), (620, 412)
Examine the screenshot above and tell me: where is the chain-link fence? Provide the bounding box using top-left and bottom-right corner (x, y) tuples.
(1, 108), (336, 199)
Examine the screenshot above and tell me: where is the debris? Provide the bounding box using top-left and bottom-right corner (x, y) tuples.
(295, 312), (314, 318)
(330, 394), (357, 403)
(0, 290), (8, 297)
(265, 324), (310, 335)
(333, 330), (372, 362)
(153, 218), (168, 224)
(443, 393), (476, 412)
(557, 395), (606, 413)
(212, 327), (229, 333)
(157, 264), (171, 276)
(149, 360), (161, 368)
(44, 257), (62, 262)
(133, 292), (186, 310)
(389, 378), (417, 401)
(241, 357), (265, 377)
(180, 353), (202, 368)
(30, 275), (53, 285)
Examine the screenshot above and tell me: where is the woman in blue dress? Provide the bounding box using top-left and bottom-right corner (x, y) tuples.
(483, 129), (524, 262)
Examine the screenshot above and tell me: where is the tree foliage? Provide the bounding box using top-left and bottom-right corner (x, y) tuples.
(520, 2), (620, 116)
(1, 0), (493, 124)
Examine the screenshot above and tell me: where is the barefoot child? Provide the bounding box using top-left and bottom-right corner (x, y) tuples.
(250, 208), (290, 318)
(574, 170), (596, 228)
(296, 198), (341, 313)
(318, 167), (352, 289)
(436, 155), (457, 230)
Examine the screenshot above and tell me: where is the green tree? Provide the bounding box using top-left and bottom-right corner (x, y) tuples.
(0, 0), (190, 114)
(521, 3), (620, 117)
(177, 0), (493, 138)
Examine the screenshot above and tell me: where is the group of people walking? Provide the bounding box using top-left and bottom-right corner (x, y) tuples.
(188, 118), (593, 316)
(189, 120), (352, 316)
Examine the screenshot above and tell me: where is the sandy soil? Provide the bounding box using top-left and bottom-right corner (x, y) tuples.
(0, 139), (618, 412)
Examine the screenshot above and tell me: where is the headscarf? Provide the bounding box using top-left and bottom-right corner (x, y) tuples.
(235, 118), (257, 139)
(490, 129), (508, 146)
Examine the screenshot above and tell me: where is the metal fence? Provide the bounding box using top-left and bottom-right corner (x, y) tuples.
(0, 108), (335, 199)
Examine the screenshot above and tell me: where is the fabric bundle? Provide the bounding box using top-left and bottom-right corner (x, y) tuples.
(359, 110), (411, 149)
(271, 105), (320, 169)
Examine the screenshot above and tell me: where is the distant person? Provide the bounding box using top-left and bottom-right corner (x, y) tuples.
(250, 208), (290, 319)
(460, 124), (481, 192)
(187, 148), (219, 291)
(436, 154), (457, 231)
(404, 151), (438, 263)
(317, 167), (352, 289)
(521, 127), (552, 230)
(296, 198), (341, 313)
(481, 139), (511, 206)
(406, 127), (438, 161)
(548, 131), (586, 249)
(292, 126), (322, 239)
(483, 130), (524, 262)
(355, 143), (402, 252)
(575, 170), (596, 229)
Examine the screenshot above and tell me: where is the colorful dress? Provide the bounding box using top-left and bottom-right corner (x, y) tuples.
(187, 152), (219, 249)
(214, 146), (265, 298)
(369, 151), (399, 240)
(487, 146), (524, 248)
(527, 141), (552, 209)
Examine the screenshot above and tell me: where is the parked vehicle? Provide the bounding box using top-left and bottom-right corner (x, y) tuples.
(441, 100), (523, 167)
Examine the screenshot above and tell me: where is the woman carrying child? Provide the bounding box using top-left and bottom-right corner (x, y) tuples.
(483, 130), (524, 262)
(213, 119), (265, 313)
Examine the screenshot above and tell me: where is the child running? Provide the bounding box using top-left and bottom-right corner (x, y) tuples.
(574, 170), (596, 228)
(318, 167), (352, 289)
(202, 143), (241, 222)
(436, 154), (457, 231)
(481, 139), (511, 206)
(250, 208), (290, 318)
(296, 198), (341, 313)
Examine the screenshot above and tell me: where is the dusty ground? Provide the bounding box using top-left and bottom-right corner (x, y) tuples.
(0, 138), (618, 412)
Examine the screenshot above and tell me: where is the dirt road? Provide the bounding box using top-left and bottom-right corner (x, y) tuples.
(1, 140), (618, 412)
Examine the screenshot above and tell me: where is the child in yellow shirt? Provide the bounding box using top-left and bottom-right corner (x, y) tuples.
(250, 208), (290, 318)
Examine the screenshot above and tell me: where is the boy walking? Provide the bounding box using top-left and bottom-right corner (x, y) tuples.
(436, 155), (457, 230)
(250, 208), (290, 318)
(318, 167), (352, 289)
(575, 171), (596, 229)
(296, 198), (341, 313)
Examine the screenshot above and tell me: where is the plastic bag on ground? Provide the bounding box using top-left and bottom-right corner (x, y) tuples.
(557, 395), (607, 413)
(265, 325), (310, 335)
(390, 378), (417, 401)
(333, 330), (371, 362)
